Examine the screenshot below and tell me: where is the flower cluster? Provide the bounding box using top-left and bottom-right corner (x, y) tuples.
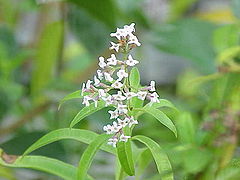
(81, 23), (160, 147)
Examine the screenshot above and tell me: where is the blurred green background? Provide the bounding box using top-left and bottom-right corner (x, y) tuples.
(0, 0), (240, 179)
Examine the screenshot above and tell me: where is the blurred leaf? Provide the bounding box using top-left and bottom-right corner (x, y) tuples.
(77, 134), (112, 180)
(213, 25), (240, 53)
(217, 46), (240, 64)
(153, 19), (217, 74)
(176, 112), (195, 144)
(231, 0), (240, 19)
(70, 100), (106, 128)
(144, 106), (177, 137)
(31, 21), (63, 102)
(217, 167), (240, 180)
(23, 128), (115, 156)
(144, 99), (178, 111)
(58, 90), (81, 109)
(136, 148), (152, 179)
(132, 135), (173, 180)
(0, 165), (15, 180)
(0, 149), (76, 180)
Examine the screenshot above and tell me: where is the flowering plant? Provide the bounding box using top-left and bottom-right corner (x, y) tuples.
(0, 23), (177, 180)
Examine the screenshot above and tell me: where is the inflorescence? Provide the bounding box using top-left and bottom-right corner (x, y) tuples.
(81, 23), (160, 147)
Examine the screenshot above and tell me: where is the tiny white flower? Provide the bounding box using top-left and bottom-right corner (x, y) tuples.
(137, 91), (148, 100)
(124, 23), (135, 34)
(112, 121), (121, 133)
(82, 96), (91, 106)
(98, 89), (106, 97)
(110, 28), (127, 40)
(107, 54), (118, 66)
(113, 91), (126, 101)
(117, 104), (128, 114)
(97, 70), (104, 80)
(127, 116), (138, 127)
(110, 42), (120, 52)
(98, 56), (107, 68)
(150, 80), (156, 92)
(94, 76), (100, 87)
(102, 95), (113, 106)
(149, 92), (160, 103)
(81, 83), (85, 96)
(104, 72), (114, 82)
(103, 124), (113, 134)
(86, 80), (92, 89)
(128, 34), (141, 46)
(93, 99), (98, 107)
(107, 137), (118, 147)
(124, 92), (137, 100)
(111, 81), (123, 89)
(119, 134), (131, 142)
(117, 69), (128, 81)
(126, 55), (139, 66)
(108, 109), (119, 119)
(117, 118), (128, 127)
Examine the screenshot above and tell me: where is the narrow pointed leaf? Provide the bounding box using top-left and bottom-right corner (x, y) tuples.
(0, 149), (76, 180)
(136, 149), (152, 179)
(132, 135), (173, 180)
(23, 128), (115, 156)
(77, 134), (112, 180)
(144, 106), (177, 137)
(70, 100), (106, 128)
(144, 99), (178, 111)
(129, 67), (140, 88)
(58, 90), (81, 109)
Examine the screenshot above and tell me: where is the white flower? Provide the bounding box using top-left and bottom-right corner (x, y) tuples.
(113, 91), (126, 101)
(128, 34), (141, 46)
(107, 137), (118, 147)
(119, 134), (131, 142)
(126, 116), (138, 127)
(126, 55), (139, 66)
(86, 80), (92, 89)
(94, 76), (100, 87)
(150, 80), (156, 92)
(124, 23), (135, 34)
(149, 92), (160, 103)
(81, 83), (85, 96)
(82, 96), (91, 106)
(98, 89), (106, 97)
(93, 99), (98, 108)
(103, 124), (113, 134)
(110, 42), (120, 52)
(124, 92), (137, 100)
(102, 95), (113, 106)
(117, 104), (128, 114)
(97, 70), (103, 80)
(117, 118), (128, 127)
(137, 91), (147, 100)
(108, 109), (119, 119)
(111, 81), (123, 89)
(110, 28), (127, 40)
(107, 54), (118, 66)
(117, 69), (128, 81)
(104, 72), (114, 82)
(112, 121), (121, 133)
(98, 56), (107, 68)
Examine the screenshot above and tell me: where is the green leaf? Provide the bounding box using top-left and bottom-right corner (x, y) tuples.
(23, 128), (115, 156)
(117, 140), (135, 176)
(129, 67), (140, 89)
(0, 149), (76, 180)
(58, 90), (81, 110)
(132, 135), (173, 180)
(70, 100), (106, 128)
(144, 99), (178, 111)
(217, 46), (240, 64)
(31, 21), (63, 103)
(77, 134), (112, 180)
(136, 148), (152, 179)
(144, 106), (177, 137)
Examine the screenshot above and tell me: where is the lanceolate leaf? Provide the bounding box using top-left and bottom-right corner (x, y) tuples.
(136, 148), (152, 179)
(23, 128), (115, 156)
(0, 149), (76, 180)
(70, 100), (106, 128)
(144, 106), (177, 137)
(129, 67), (140, 89)
(77, 134), (112, 180)
(132, 135), (173, 180)
(58, 90), (81, 109)
(144, 99), (178, 111)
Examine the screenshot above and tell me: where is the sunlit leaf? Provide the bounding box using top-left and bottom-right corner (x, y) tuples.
(70, 100), (106, 128)
(58, 90), (81, 109)
(132, 135), (173, 180)
(144, 99), (178, 111)
(77, 134), (112, 180)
